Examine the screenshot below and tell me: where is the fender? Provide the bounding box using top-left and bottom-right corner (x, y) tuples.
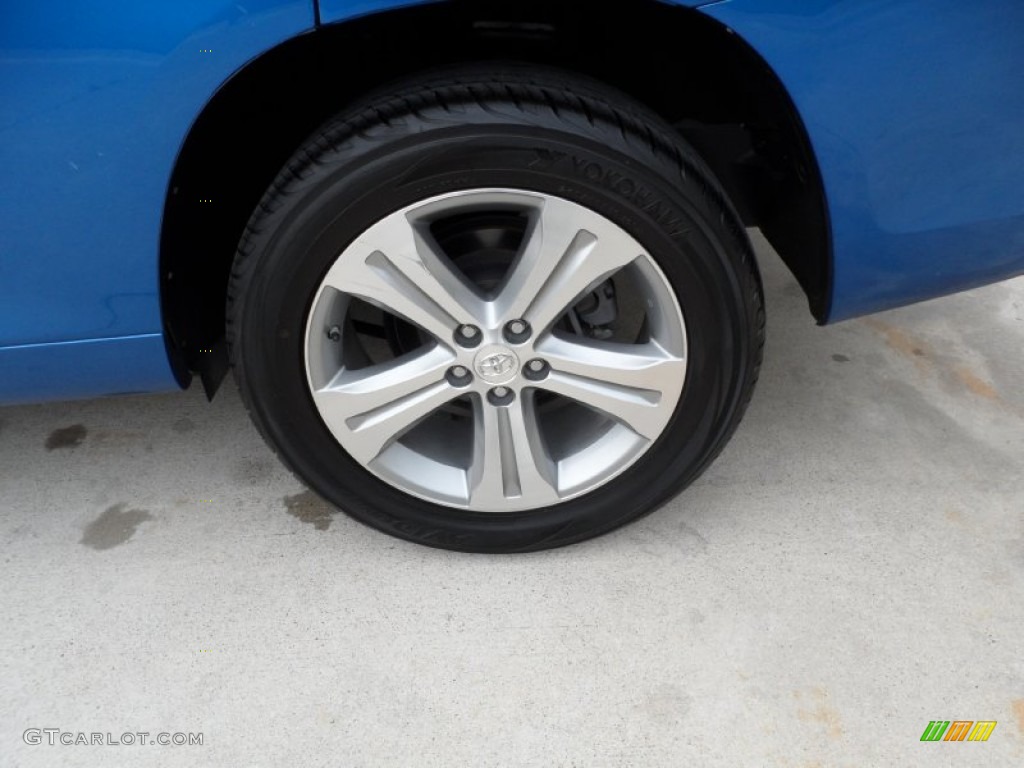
(0, 1), (313, 401)
(317, 0), (715, 24)
(703, 0), (1024, 321)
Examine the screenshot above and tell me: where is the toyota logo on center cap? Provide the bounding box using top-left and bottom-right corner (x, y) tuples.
(477, 353), (516, 377)
(473, 345), (520, 383)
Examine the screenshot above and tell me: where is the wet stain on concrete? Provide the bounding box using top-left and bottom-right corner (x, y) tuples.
(945, 508), (966, 526)
(234, 457), (275, 487)
(91, 428), (146, 444)
(639, 683), (692, 726)
(794, 687), (844, 741)
(81, 503), (153, 550)
(678, 522), (709, 554)
(863, 319), (933, 374)
(1007, 700), (1024, 737)
(863, 320), (1019, 412)
(1012, 698), (1024, 737)
(46, 424), (87, 451)
(954, 366), (999, 400)
(831, 354), (850, 363)
(172, 418), (195, 434)
(879, 379), (1018, 475)
(284, 491), (333, 531)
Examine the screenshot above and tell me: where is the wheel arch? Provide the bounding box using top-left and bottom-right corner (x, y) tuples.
(160, 0), (831, 396)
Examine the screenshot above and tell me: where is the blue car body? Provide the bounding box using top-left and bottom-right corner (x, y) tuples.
(2, 0), (1022, 403)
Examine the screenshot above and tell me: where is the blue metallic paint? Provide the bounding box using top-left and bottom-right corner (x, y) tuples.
(0, 334), (173, 405)
(2, 0), (1023, 403)
(0, 1), (313, 401)
(702, 0), (1024, 321)
(317, 0), (716, 25)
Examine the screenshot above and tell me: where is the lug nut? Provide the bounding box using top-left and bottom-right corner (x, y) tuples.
(503, 319), (531, 344)
(446, 365), (473, 387)
(523, 358), (549, 381)
(455, 324), (481, 347)
(487, 386), (515, 406)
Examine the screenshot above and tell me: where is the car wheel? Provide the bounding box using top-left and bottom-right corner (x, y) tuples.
(227, 65), (764, 552)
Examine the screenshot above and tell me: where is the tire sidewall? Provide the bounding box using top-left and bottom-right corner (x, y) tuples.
(236, 124), (754, 552)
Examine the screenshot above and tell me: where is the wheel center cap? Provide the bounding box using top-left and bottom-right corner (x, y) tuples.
(473, 344), (520, 384)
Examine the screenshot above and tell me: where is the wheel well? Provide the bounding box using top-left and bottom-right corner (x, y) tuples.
(160, 0), (830, 395)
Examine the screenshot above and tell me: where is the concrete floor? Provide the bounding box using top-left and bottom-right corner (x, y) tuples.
(1, 235), (1022, 767)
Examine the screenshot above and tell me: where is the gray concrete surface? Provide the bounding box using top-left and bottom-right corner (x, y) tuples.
(1, 235), (1022, 767)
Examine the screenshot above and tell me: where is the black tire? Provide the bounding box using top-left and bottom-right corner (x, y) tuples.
(227, 64), (764, 553)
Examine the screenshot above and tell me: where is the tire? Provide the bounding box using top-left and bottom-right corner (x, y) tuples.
(227, 64), (764, 553)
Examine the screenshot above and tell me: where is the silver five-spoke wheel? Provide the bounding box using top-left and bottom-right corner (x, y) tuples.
(229, 64), (762, 551)
(304, 189), (687, 511)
